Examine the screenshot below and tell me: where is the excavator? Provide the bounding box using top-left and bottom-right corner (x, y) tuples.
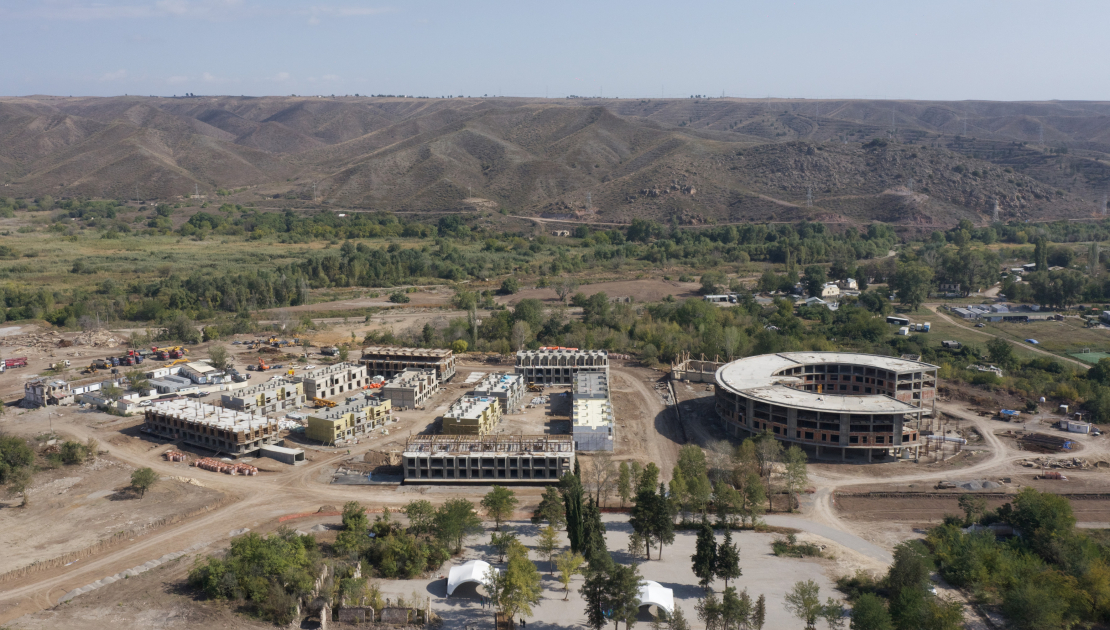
(168, 358), (189, 367)
(527, 382), (545, 392)
(313, 397), (337, 408)
(257, 358), (270, 371)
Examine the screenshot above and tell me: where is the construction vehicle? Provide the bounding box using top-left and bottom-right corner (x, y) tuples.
(50, 360), (71, 370)
(2, 357), (28, 369)
(321, 346), (339, 357)
(168, 358), (189, 368)
(257, 358), (270, 371)
(152, 346), (189, 360)
(527, 382), (544, 392)
(82, 363), (99, 375)
(313, 397), (337, 408)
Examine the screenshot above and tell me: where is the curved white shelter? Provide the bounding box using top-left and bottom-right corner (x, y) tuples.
(638, 580), (674, 615)
(447, 560), (498, 596)
(714, 352), (937, 461)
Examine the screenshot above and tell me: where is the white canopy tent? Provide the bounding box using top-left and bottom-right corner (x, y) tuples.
(638, 580), (674, 615)
(447, 560), (498, 596)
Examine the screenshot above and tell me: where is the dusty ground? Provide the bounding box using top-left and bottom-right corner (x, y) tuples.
(8, 543), (275, 630)
(0, 450), (224, 576)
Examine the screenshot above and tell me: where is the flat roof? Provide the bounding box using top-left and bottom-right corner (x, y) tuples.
(148, 400), (275, 431)
(715, 352), (937, 413)
(361, 346), (453, 358)
(472, 373), (522, 395)
(572, 398), (614, 428)
(445, 396), (497, 420)
(260, 444), (304, 455)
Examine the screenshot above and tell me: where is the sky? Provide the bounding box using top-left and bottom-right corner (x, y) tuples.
(3, 0), (1108, 101)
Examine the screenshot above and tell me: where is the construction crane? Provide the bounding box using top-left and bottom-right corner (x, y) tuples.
(313, 397), (337, 408)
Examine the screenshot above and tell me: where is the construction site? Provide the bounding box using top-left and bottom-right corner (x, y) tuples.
(401, 434), (575, 482)
(142, 400), (281, 456)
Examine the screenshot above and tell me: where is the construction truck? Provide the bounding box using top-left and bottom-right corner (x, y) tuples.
(527, 382), (544, 392)
(50, 360), (71, 370)
(313, 397), (337, 408)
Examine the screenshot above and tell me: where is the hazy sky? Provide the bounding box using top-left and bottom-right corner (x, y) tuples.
(3, 0), (1107, 101)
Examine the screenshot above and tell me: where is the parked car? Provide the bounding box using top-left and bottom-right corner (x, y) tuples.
(975, 323), (985, 327)
(139, 400), (152, 407)
(232, 340), (242, 345)
(188, 392), (208, 398)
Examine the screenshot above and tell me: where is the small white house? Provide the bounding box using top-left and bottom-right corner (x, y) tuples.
(820, 283), (841, 298)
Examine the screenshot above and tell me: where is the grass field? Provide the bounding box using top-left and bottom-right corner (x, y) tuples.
(985, 319), (1110, 356)
(1072, 351), (1110, 365)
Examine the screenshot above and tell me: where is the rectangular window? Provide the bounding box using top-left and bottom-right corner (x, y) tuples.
(849, 436), (859, 444)
(804, 432), (814, 440)
(821, 434), (827, 442)
(853, 386), (860, 392)
(876, 436), (885, 444)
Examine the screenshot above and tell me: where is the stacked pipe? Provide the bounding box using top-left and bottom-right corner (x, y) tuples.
(191, 457), (258, 476)
(163, 450), (189, 462)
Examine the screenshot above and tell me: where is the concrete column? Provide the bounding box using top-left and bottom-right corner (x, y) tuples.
(840, 413), (850, 446)
(786, 407), (798, 440)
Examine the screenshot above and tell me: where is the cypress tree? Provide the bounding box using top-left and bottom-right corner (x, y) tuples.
(691, 517), (718, 590)
(562, 472), (585, 554)
(716, 529), (742, 589)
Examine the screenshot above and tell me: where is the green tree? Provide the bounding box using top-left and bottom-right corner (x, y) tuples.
(630, 484), (675, 559)
(207, 344), (230, 371)
(740, 473), (767, 527)
(691, 517), (718, 591)
(891, 262), (934, 312)
(582, 564), (611, 630)
(721, 587), (753, 630)
(342, 501), (368, 532)
(490, 529), (519, 563)
(481, 485), (519, 530)
(753, 594), (767, 630)
(804, 265), (828, 298)
(403, 499), (436, 536)
(670, 605), (692, 630)
(637, 462), (660, 494)
(556, 549), (585, 600)
(60, 440), (88, 465)
(957, 494), (987, 526)
(338, 345), (350, 361)
(563, 472), (586, 554)
(451, 339), (468, 354)
(784, 580), (824, 630)
(532, 485), (566, 529)
(886, 540), (933, 600)
(434, 498), (483, 553)
(501, 276), (521, 295)
(617, 461), (632, 508)
(607, 563), (643, 630)
(537, 524), (560, 573)
(1010, 487), (1076, 557)
(130, 467), (159, 499)
(985, 337), (1014, 369)
(714, 482), (741, 528)
(716, 529), (742, 589)
(1035, 236), (1048, 271)
(696, 591), (722, 630)
(850, 593), (893, 630)
(783, 446), (809, 513)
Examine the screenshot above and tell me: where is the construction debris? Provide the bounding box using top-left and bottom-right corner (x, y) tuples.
(1019, 456), (1099, 470)
(163, 450), (189, 462)
(191, 458), (258, 476)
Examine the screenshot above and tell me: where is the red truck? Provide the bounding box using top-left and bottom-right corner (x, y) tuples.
(2, 357), (28, 369)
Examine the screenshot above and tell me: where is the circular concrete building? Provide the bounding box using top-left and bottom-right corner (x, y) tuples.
(714, 352), (937, 461)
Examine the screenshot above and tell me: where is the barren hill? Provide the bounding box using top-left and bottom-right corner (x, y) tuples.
(3, 95), (1109, 227)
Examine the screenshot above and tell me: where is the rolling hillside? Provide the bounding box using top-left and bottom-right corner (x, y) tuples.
(2, 95), (1109, 227)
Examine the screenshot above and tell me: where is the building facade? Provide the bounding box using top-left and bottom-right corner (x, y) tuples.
(515, 348), (609, 385)
(381, 368), (438, 409)
(714, 352), (936, 461)
(442, 396), (502, 436)
(296, 362), (369, 400)
(359, 346), (457, 383)
(402, 434), (574, 483)
(220, 378), (305, 413)
(143, 400), (279, 455)
(305, 396), (391, 444)
(470, 373), (525, 413)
